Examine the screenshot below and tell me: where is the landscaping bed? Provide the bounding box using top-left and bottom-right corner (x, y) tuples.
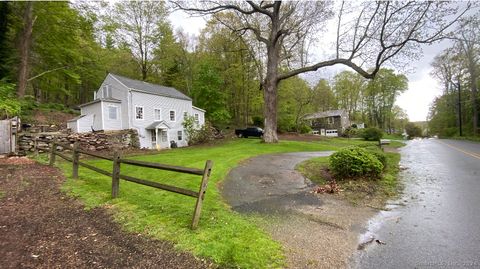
(297, 144), (403, 208)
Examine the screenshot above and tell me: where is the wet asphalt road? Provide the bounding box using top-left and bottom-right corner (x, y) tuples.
(352, 139), (480, 269)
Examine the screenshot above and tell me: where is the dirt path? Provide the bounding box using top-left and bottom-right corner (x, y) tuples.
(220, 152), (376, 268)
(0, 157), (213, 269)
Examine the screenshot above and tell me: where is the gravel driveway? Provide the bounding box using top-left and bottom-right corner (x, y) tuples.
(220, 152), (376, 268)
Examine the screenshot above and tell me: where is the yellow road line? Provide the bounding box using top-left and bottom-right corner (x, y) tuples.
(436, 140), (480, 160)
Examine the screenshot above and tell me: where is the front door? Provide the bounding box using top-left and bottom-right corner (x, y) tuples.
(150, 129), (157, 148)
(158, 129), (169, 148)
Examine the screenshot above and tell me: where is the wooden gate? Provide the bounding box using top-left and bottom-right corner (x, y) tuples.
(0, 120), (12, 154)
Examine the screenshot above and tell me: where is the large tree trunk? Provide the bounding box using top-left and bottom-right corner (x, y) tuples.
(263, 44), (280, 143)
(17, 1), (35, 98)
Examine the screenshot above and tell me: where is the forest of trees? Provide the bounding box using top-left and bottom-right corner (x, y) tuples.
(428, 15), (479, 137)
(0, 2), (475, 139)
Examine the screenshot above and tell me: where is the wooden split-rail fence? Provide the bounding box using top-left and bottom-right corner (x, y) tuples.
(44, 138), (213, 229)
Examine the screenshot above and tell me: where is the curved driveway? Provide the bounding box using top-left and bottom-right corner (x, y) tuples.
(220, 151), (376, 268)
(220, 151), (333, 213)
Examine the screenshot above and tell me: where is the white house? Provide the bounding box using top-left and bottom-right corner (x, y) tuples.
(67, 73), (205, 149)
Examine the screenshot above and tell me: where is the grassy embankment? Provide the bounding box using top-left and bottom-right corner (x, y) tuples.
(42, 138), (378, 268)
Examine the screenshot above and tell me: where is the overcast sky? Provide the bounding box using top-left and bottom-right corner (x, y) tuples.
(169, 9), (454, 122)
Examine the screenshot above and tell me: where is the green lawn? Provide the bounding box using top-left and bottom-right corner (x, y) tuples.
(53, 138), (376, 268)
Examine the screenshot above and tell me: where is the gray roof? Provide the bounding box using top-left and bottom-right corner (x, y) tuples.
(67, 115), (85, 122)
(110, 73), (191, 101)
(78, 97), (121, 108)
(303, 109), (346, 120)
(145, 120), (172, 130)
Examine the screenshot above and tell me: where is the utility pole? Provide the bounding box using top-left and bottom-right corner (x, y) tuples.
(455, 78), (463, 137)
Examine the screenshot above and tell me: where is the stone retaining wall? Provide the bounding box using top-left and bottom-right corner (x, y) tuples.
(18, 129), (139, 153)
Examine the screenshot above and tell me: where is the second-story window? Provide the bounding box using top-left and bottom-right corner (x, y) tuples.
(154, 108), (161, 121)
(169, 110), (175, 121)
(194, 113), (199, 124)
(135, 106), (143, 120)
(183, 111), (188, 119)
(102, 85), (111, 98)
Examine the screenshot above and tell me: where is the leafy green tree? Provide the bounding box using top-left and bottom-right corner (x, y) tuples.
(178, 1), (467, 143)
(333, 71), (365, 122)
(110, 1), (168, 80)
(0, 80), (21, 119)
(192, 60), (231, 125)
(311, 79), (337, 112)
(278, 76), (313, 132)
(364, 69), (408, 132)
(405, 122), (423, 138)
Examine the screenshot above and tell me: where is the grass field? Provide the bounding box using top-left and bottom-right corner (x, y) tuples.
(52, 138), (378, 268)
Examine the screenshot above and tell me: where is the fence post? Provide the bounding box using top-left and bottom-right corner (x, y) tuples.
(111, 150), (121, 198)
(49, 137), (57, 166)
(72, 141), (79, 179)
(191, 160), (213, 229)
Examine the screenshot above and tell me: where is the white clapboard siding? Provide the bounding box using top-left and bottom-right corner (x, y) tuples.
(97, 75), (129, 129)
(192, 106), (206, 126)
(80, 102), (102, 131)
(67, 120), (77, 133)
(77, 114), (95, 133)
(102, 101), (122, 131)
(131, 91), (192, 148)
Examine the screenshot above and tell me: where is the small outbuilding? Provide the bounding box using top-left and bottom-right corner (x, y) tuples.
(303, 109), (350, 137)
(0, 117), (20, 154)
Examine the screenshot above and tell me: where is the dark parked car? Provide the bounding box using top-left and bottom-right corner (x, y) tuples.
(235, 127), (264, 138)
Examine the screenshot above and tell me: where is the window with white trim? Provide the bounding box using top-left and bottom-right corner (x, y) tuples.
(177, 130), (183, 140)
(183, 111), (188, 119)
(135, 106), (144, 120)
(169, 110), (175, 121)
(194, 113), (199, 124)
(154, 108), (161, 121)
(108, 106), (118, 120)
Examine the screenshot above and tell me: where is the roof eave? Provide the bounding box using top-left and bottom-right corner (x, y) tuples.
(129, 88), (192, 101)
(192, 106), (206, 112)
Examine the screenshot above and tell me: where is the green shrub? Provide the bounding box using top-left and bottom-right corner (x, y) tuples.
(405, 122), (423, 138)
(370, 151), (387, 169)
(356, 143), (388, 170)
(183, 115), (215, 145)
(298, 124), (312, 134)
(360, 127), (384, 141)
(329, 146), (384, 178)
(342, 127), (359, 138)
(251, 116), (264, 127)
